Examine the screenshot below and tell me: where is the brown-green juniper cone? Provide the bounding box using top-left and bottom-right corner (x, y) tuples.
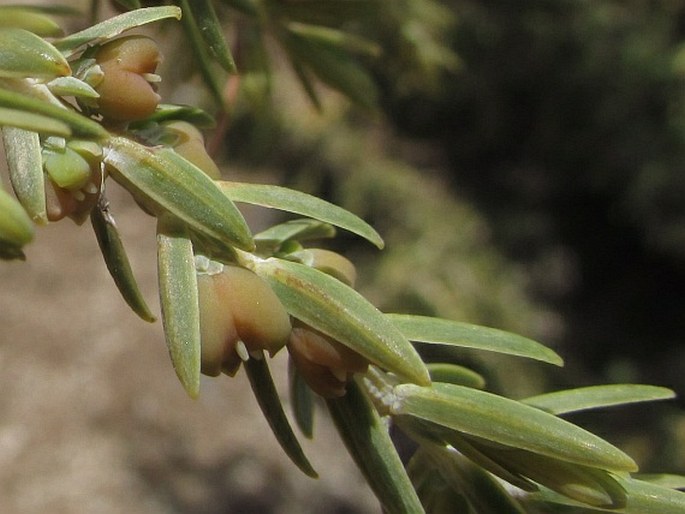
(196, 259), (291, 377)
(162, 120), (221, 179)
(92, 35), (161, 121)
(288, 323), (369, 398)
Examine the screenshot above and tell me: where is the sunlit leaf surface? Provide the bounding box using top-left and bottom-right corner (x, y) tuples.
(388, 314), (563, 366)
(2, 127), (47, 223)
(393, 382), (637, 472)
(104, 137), (253, 251)
(219, 181), (383, 249)
(54, 6), (182, 56)
(157, 216), (201, 398)
(0, 28), (70, 78)
(522, 384), (676, 415)
(251, 257), (430, 385)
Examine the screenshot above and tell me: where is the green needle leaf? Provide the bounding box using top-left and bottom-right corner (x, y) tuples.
(0, 87), (107, 139)
(176, 0), (226, 107)
(0, 185), (34, 257)
(418, 445), (528, 514)
(633, 474), (685, 490)
(104, 137), (253, 252)
(406, 449), (475, 514)
(286, 22), (381, 57)
(46, 76), (99, 99)
(290, 59), (322, 111)
(327, 379), (425, 514)
(426, 363), (486, 389)
(91, 197), (156, 323)
(531, 476), (685, 513)
(522, 384), (676, 415)
(43, 146), (91, 190)
(0, 28), (70, 78)
(185, 0), (237, 73)
(427, 425), (539, 493)
(131, 103), (216, 129)
(250, 257), (430, 386)
(54, 6), (182, 56)
(473, 444), (627, 508)
(0, 107), (70, 137)
(288, 360), (316, 438)
(387, 314), (564, 366)
(219, 181), (384, 249)
(393, 382), (638, 473)
(157, 215), (201, 398)
(282, 28), (378, 108)
(2, 127), (47, 224)
(254, 219), (336, 254)
(244, 355), (318, 478)
(0, 7), (64, 37)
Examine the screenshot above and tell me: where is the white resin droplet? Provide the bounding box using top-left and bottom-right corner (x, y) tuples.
(235, 340), (250, 362)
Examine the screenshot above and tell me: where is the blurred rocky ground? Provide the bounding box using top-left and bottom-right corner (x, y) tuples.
(0, 181), (377, 514)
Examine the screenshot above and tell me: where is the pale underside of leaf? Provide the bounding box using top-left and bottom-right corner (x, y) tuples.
(395, 415), (538, 493)
(157, 216), (201, 398)
(469, 440), (627, 508)
(2, 126), (47, 223)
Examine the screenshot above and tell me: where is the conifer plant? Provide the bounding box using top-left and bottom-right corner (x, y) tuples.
(1, 2), (684, 512)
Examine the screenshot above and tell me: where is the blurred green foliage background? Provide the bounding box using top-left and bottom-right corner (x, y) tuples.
(196, 0), (685, 475)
